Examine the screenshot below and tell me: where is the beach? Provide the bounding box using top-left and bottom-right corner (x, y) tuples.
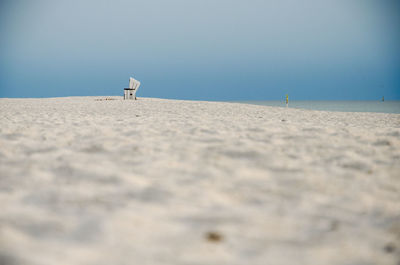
(0, 96), (399, 265)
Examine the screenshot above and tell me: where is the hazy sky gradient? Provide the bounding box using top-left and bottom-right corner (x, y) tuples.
(0, 0), (399, 100)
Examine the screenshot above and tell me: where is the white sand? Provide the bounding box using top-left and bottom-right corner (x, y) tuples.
(0, 97), (399, 265)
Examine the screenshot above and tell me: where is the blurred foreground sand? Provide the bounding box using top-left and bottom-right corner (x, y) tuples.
(0, 97), (399, 265)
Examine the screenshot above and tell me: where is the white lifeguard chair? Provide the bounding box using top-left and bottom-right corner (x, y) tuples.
(124, 77), (140, 100)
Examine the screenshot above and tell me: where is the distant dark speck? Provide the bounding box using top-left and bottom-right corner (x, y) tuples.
(384, 242), (396, 253)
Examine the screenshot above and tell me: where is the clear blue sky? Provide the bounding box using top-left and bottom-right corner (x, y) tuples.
(0, 0), (399, 100)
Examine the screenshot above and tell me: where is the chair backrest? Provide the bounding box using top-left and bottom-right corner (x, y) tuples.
(134, 80), (141, 91)
(129, 77), (135, 89)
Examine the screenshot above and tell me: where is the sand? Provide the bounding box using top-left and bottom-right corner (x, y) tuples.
(0, 96), (399, 265)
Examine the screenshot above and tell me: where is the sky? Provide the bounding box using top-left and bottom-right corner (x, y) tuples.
(0, 0), (399, 100)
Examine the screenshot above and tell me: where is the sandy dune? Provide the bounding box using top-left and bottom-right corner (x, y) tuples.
(0, 97), (399, 265)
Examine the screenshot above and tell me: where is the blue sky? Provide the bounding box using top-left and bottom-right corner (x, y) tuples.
(0, 0), (399, 100)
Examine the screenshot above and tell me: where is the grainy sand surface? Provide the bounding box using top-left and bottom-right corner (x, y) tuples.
(0, 97), (399, 265)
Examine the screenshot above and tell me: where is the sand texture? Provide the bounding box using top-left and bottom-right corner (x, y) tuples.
(0, 97), (400, 265)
